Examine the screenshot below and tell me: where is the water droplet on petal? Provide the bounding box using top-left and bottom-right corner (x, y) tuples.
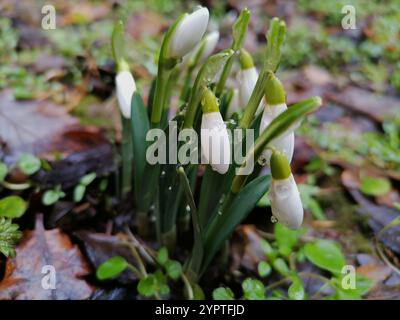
(161, 171), (166, 177)
(271, 215), (278, 223)
(168, 186), (172, 191)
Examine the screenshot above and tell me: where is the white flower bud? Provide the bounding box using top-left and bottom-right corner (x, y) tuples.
(170, 7), (209, 58)
(269, 174), (303, 230)
(201, 112), (231, 174)
(182, 31), (219, 65)
(259, 103), (294, 163)
(116, 70), (136, 119)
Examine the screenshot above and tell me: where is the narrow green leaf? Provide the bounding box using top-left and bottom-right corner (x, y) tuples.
(201, 175), (270, 273)
(183, 50), (234, 128)
(130, 92), (151, 210)
(0, 196), (27, 218)
(96, 256), (128, 280)
(233, 97), (322, 193)
(213, 287), (235, 300)
(18, 154), (41, 175)
(232, 8), (251, 50)
(304, 240), (346, 275)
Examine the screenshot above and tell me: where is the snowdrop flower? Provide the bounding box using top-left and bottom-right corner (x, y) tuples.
(201, 88), (231, 174)
(268, 151), (303, 230)
(184, 31), (220, 65)
(115, 69), (136, 119)
(259, 72), (294, 164)
(169, 7), (209, 59)
(237, 50), (264, 115)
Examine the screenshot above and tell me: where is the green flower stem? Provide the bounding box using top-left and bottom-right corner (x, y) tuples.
(239, 68), (270, 128)
(215, 56), (235, 96)
(151, 67), (172, 126)
(150, 14), (185, 126)
(183, 50), (234, 129)
(239, 18), (286, 129)
(215, 8), (250, 97)
(121, 116), (132, 195)
(233, 97), (322, 193)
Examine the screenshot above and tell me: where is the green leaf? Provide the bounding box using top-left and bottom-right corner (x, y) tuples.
(96, 256), (128, 280)
(130, 92), (150, 210)
(288, 276), (305, 300)
(359, 176), (391, 196)
(304, 240), (346, 274)
(18, 154), (41, 175)
(165, 260), (182, 280)
(137, 274), (158, 297)
(80, 172), (96, 186)
(183, 50), (234, 128)
(42, 189), (65, 206)
(265, 17), (286, 72)
(232, 8), (251, 51)
(73, 185), (86, 202)
(212, 287), (235, 300)
(274, 223), (299, 257)
(0, 196), (27, 218)
(258, 261), (272, 277)
(156, 246), (169, 266)
(260, 239), (277, 261)
(192, 283), (205, 300)
(0, 218), (22, 257)
(242, 278), (265, 300)
(273, 258), (290, 276)
(202, 175), (271, 273)
(234, 97), (322, 192)
(0, 162), (7, 182)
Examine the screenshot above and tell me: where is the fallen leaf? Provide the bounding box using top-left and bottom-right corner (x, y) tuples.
(326, 86), (400, 122)
(0, 89), (78, 159)
(74, 231), (141, 284)
(0, 214), (93, 300)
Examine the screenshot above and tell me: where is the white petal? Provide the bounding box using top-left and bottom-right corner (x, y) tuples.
(259, 103), (294, 163)
(238, 67), (258, 106)
(226, 88), (239, 118)
(116, 71), (136, 119)
(182, 30), (219, 65)
(201, 112), (231, 174)
(170, 7), (209, 58)
(268, 174), (303, 229)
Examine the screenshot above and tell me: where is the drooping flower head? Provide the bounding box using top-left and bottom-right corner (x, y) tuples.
(169, 7), (210, 59)
(268, 151), (303, 229)
(200, 88), (231, 174)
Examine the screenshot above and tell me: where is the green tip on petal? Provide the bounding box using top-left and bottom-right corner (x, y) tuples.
(239, 49), (254, 69)
(270, 151), (291, 180)
(265, 72), (286, 105)
(201, 88), (219, 113)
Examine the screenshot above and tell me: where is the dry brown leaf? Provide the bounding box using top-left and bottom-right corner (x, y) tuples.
(0, 214), (93, 300)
